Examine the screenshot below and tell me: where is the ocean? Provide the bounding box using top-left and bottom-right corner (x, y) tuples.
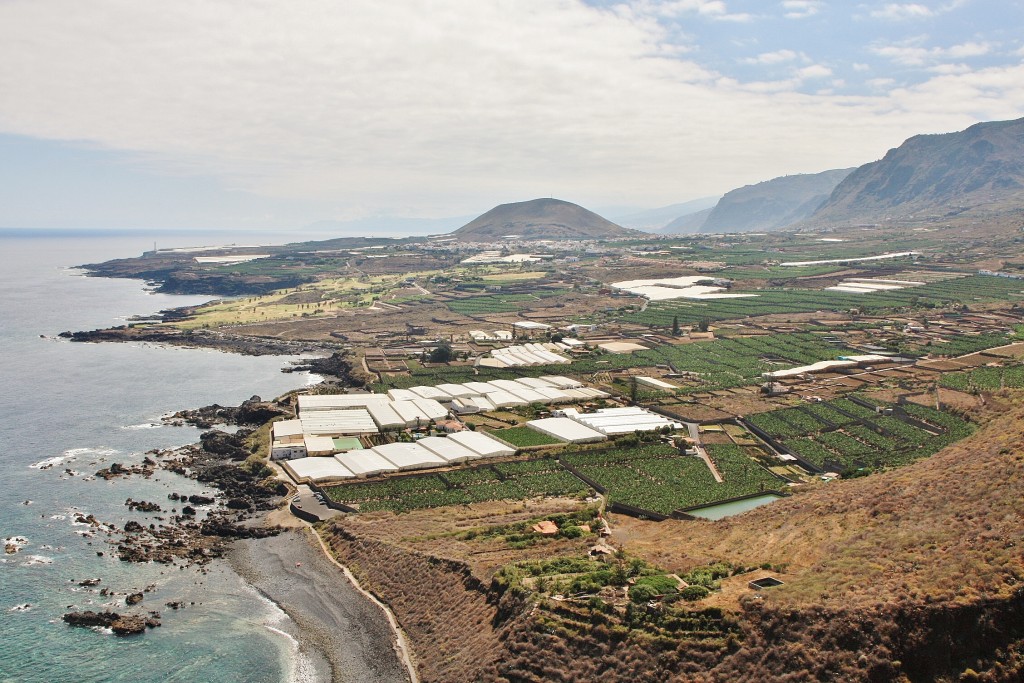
(0, 229), (336, 682)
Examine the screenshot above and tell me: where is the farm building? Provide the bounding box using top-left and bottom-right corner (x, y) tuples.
(271, 419), (307, 460)
(525, 418), (607, 444)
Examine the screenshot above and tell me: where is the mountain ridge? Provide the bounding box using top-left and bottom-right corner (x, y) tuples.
(805, 117), (1024, 227)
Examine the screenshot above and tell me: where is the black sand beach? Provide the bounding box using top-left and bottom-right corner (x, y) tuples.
(229, 528), (411, 683)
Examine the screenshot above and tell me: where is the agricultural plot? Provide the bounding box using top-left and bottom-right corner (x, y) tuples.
(375, 331), (848, 394)
(940, 364), (1024, 391)
(621, 275), (1024, 329)
(562, 443), (783, 515)
(567, 332), (848, 393)
(928, 333), (1012, 357)
(323, 458), (590, 513)
(751, 398), (973, 473)
(446, 294), (540, 315)
(490, 427), (562, 448)
(446, 289), (571, 316)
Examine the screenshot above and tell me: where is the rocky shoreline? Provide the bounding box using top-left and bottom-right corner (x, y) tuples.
(58, 326), (332, 357)
(61, 397), (293, 630)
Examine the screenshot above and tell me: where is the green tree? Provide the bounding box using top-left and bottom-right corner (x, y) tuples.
(428, 342), (454, 363)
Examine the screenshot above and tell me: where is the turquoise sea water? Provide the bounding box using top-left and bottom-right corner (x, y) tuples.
(0, 230), (324, 682)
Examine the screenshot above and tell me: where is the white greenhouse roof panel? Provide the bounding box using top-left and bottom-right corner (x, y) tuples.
(533, 387), (573, 403)
(526, 418), (607, 444)
(391, 400), (431, 425)
(284, 457), (355, 483)
(273, 419), (303, 438)
(504, 386), (548, 404)
(366, 402), (406, 430)
(448, 431), (517, 458)
(372, 442), (447, 470)
(387, 388), (420, 402)
(334, 451), (400, 477)
(540, 376), (583, 389)
(436, 383), (476, 398)
(515, 377), (556, 389)
(412, 398), (449, 421)
(465, 395), (497, 411)
(303, 435), (338, 454)
(636, 377), (679, 390)
(300, 408), (379, 435)
(416, 436), (483, 463)
(482, 389), (527, 408)
(408, 385), (452, 400)
(462, 381), (496, 394)
(298, 393), (389, 413)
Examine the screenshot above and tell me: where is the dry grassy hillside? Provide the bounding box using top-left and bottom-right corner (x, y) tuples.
(617, 400), (1023, 612)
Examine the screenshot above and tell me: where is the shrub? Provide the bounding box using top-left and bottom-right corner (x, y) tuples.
(679, 585), (711, 601)
(630, 584), (659, 603)
(559, 525), (585, 539)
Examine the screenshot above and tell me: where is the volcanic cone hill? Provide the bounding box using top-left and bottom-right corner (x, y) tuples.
(451, 198), (643, 242)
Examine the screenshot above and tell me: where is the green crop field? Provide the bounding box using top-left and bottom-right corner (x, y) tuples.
(940, 364), (1024, 391)
(752, 398), (973, 473)
(489, 426), (562, 448)
(562, 443), (784, 515)
(323, 458), (590, 513)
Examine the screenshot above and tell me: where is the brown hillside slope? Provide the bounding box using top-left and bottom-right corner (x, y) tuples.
(481, 403), (1024, 682)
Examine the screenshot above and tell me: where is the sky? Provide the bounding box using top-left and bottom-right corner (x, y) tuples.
(1, 0), (1022, 232)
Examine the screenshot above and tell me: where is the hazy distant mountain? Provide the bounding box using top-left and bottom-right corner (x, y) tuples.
(806, 117), (1024, 227)
(451, 198), (641, 241)
(659, 206), (715, 233)
(613, 197), (720, 231)
(697, 169), (855, 233)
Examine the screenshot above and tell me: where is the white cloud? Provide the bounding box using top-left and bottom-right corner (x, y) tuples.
(742, 49), (800, 65)
(619, 0), (753, 22)
(782, 1), (823, 19)
(870, 3), (934, 20)
(798, 64), (834, 79)
(0, 0), (1020, 215)
(872, 39), (992, 66)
